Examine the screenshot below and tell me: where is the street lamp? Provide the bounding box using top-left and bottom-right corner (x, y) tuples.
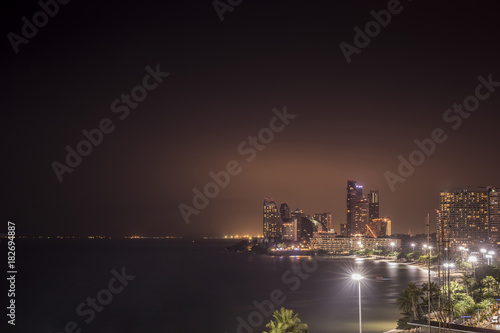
(352, 273), (364, 333)
(486, 254), (492, 265)
(411, 243), (415, 251)
(469, 256), (477, 279)
(444, 262), (455, 320)
(459, 246), (465, 259)
(391, 242), (395, 252)
(481, 248), (487, 260)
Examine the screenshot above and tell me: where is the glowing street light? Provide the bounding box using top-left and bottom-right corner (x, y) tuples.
(481, 248), (487, 260)
(411, 243), (415, 251)
(391, 242), (395, 252)
(486, 254), (492, 265)
(443, 262), (455, 269)
(352, 274), (364, 333)
(469, 256), (477, 279)
(458, 246), (465, 259)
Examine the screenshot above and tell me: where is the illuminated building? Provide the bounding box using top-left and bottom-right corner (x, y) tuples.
(300, 216), (327, 242)
(263, 198), (281, 238)
(291, 208), (305, 240)
(352, 197), (369, 235)
(340, 223), (348, 237)
(311, 236), (400, 253)
(368, 190), (380, 223)
(314, 212), (333, 232)
(437, 187), (499, 249)
(490, 188), (500, 245)
(346, 180), (362, 236)
(367, 217), (391, 237)
(282, 217), (297, 241)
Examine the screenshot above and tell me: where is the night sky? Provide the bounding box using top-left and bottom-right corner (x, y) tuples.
(3, 0), (500, 237)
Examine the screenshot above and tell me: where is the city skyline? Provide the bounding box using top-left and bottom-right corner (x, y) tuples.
(4, 1), (500, 332)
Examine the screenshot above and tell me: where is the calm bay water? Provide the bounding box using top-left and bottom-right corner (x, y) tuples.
(11, 239), (428, 333)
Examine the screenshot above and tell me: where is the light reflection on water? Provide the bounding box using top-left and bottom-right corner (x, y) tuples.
(288, 257), (429, 333)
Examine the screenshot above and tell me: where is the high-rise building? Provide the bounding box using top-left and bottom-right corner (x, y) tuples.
(263, 198), (281, 238)
(346, 180), (363, 236)
(367, 217), (391, 237)
(340, 223), (348, 237)
(437, 188), (493, 249)
(280, 203), (290, 222)
(300, 216), (327, 241)
(489, 188), (500, 245)
(314, 212), (333, 232)
(291, 208), (305, 240)
(282, 217), (298, 241)
(368, 190), (380, 223)
(352, 197), (369, 235)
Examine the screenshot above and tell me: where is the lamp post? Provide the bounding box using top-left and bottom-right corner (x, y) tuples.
(391, 242), (395, 253)
(481, 248), (487, 261)
(411, 243), (415, 252)
(486, 254), (492, 266)
(444, 263), (455, 323)
(469, 256), (477, 280)
(352, 273), (364, 333)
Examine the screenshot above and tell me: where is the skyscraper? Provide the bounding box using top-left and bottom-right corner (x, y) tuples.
(282, 217), (298, 241)
(340, 223), (348, 237)
(291, 208), (305, 240)
(280, 203), (290, 222)
(263, 198), (281, 238)
(488, 187), (500, 245)
(352, 197), (369, 235)
(314, 212), (332, 232)
(368, 190), (380, 223)
(346, 180), (362, 236)
(346, 180), (368, 236)
(437, 187), (495, 249)
(367, 217), (391, 237)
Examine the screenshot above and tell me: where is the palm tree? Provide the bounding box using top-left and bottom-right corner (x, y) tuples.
(480, 276), (500, 298)
(460, 272), (473, 296)
(452, 293), (475, 318)
(263, 307), (308, 333)
(397, 282), (423, 321)
(421, 281), (440, 302)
